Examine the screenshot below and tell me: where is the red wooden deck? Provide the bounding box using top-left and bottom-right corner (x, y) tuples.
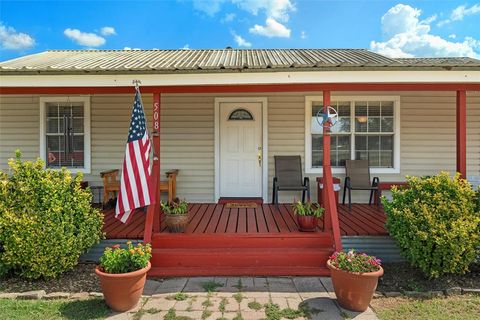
(102, 203), (388, 239)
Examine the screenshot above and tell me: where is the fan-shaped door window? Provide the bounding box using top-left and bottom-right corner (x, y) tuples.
(228, 108), (254, 120)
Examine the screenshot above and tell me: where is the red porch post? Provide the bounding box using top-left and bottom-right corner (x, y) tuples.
(143, 92), (161, 243)
(322, 90), (343, 251)
(456, 90), (467, 178)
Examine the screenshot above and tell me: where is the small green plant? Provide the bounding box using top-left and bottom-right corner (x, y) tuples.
(264, 303), (305, 320)
(99, 241), (151, 274)
(202, 280), (223, 292)
(201, 310), (212, 319)
(219, 297), (228, 313)
(160, 198), (189, 215)
(0, 151), (103, 279)
(291, 201), (324, 217)
(233, 279), (245, 291)
(168, 292), (188, 301)
(202, 298), (213, 308)
(164, 308), (193, 320)
(233, 292), (243, 303)
(383, 172), (480, 278)
(328, 250), (381, 273)
(232, 313), (243, 320)
(247, 300), (263, 311)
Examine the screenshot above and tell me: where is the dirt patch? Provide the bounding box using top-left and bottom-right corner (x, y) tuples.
(0, 263), (100, 293)
(378, 262), (480, 292)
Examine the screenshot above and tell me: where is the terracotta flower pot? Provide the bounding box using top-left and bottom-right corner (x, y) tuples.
(327, 260), (383, 312)
(297, 215), (318, 232)
(95, 262), (151, 312)
(165, 213), (188, 233)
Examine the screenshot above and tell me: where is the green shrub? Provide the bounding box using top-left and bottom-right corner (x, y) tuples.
(0, 151), (104, 279)
(383, 172), (480, 278)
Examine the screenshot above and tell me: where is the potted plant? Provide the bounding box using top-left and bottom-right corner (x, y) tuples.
(327, 250), (383, 312)
(95, 242), (152, 312)
(161, 198), (189, 233)
(291, 201), (324, 231)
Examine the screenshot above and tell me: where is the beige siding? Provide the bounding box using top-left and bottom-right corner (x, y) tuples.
(1, 91), (479, 204)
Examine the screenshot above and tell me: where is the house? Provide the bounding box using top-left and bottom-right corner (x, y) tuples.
(1, 49), (479, 276)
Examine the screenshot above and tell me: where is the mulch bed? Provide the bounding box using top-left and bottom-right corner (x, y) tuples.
(378, 262), (480, 292)
(0, 263), (100, 293)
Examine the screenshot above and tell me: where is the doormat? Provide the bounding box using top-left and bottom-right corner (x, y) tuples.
(225, 202), (258, 209)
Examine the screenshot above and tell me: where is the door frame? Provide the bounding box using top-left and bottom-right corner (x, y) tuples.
(214, 97), (268, 202)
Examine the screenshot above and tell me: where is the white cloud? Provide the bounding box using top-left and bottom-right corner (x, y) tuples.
(370, 4), (479, 58)
(182, 44), (190, 50)
(232, 0), (295, 22)
(249, 18), (290, 38)
(451, 4), (480, 21)
(192, 0), (225, 16)
(123, 47), (141, 50)
(449, 34), (456, 39)
(0, 23), (35, 50)
(221, 13), (236, 23)
(438, 4), (480, 26)
(232, 33), (252, 47)
(300, 30), (307, 39)
(100, 26), (116, 36)
(64, 28), (105, 47)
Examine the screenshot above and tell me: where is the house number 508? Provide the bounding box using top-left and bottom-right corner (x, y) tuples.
(153, 102), (160, 131)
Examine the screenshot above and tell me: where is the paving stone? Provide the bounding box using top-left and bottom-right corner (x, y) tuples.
(270, 291), (301, 299)
(106, 312), (133, 320)
(253, 277), (269, 291)
(444, 287), (462, 296)
(383, 291), (402, 298)
(404, 291), (432, 298)
(176, 310), (203, 318)
(287, 297), (303, 309)
(0, 293), (18, 299)
(301, 297), (343, 320)
(89, 292), (104, 298)
(270, 297), (289, 309)
(16, 290), (46, 300)
(139, 311), (166, 320)
(318, 277), (334, 293)
(338, 306), (379, 320)
(43, 292), (71, 300)
(372, 291), (384, 299)
(142, 297), (176, 310)
(241, 310), (266, 319)
(184, 277), (216, 292)
(267, 277), (296, 292)
(154, 278), (188, 294)
(69, 292), (90, 300)
(174, 299), (194, 311)
(462, 288), (480, 295)
(214, 277), (228, 286)
(293, 277), (325, 293)
(223, 297), (240, 312)
(142, 280), (161, 296)
(206, 311), (226, 319)
(242, 291), (271, 298)
(430, 290), (444, 297)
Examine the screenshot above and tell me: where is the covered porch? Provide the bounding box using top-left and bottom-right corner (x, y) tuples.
(102, 203), (388, 239)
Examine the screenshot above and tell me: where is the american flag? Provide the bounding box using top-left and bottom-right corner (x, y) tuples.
(115, 89), (152, 223)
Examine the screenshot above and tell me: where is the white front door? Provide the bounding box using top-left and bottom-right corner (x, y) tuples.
(219, 102), (263, 198)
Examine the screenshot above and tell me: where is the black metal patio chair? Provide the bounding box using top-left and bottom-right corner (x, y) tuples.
(272, 156), (310, 207)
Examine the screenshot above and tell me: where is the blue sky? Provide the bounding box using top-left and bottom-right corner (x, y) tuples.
(1, 1), (479, 61)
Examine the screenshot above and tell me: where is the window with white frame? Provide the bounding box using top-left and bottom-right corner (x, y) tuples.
(40, 97), (91, 173)
(306, 96), (400, 173)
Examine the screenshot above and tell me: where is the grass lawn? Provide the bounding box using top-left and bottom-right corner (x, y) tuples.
(371, 295), (480, 320)
(0, 298), (110, 320)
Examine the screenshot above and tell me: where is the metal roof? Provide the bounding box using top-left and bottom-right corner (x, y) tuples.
(1, 49), (479, 74)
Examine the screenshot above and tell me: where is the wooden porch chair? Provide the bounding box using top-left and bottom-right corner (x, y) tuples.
(159, 169), (179, 203)
(100, 169), (120, 205)
(342, 160), (380, 211)
(272, 156), (310, 207)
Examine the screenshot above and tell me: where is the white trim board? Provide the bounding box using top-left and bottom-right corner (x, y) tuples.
(214, 97), (268, 202)
(2, 70), (480, 87)
(304, 95), (401, 175)
(39, 96), (91, 174)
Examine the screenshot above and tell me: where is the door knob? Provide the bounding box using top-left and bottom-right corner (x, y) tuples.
(257, 152), (262, 166)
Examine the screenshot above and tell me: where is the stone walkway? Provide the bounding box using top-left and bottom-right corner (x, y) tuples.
(107, 277), (378, 320)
